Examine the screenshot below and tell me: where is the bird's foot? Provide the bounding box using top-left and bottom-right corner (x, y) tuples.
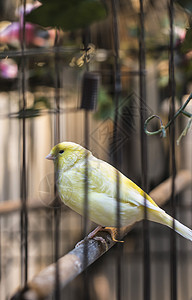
(75, 226), (123, 250)
(75, 226), (108, 249)
(75, 239), (84, 248)
(103, 227), (124, 243)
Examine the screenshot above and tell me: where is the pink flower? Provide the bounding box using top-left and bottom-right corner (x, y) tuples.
(0, 59), (18, 79)
(0, 1), (55, 48)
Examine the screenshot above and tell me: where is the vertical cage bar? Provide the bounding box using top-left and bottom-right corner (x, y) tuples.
(54, 30), (61, 300)
(168, 0), (177, 299)
(83, 109), (90, 300)
(111, 0), (122, 299)
(82, 29), (90, 241)
(20, 0), (28, 286)
(82, 28), (91, 300)
(138, 0), (150, 299)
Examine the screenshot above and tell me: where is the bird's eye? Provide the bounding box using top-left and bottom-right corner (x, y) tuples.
(59, 150), (64, 154)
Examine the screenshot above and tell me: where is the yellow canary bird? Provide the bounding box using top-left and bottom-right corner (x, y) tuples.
(46, 141), (192, 241)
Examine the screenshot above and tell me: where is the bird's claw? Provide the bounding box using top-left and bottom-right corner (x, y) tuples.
(75, 238), (85, 248)
(75, 235), (109, 251)
(103, 227), (124, 243)
(75, 226), (124, 251)
(92, 236), (109, 251)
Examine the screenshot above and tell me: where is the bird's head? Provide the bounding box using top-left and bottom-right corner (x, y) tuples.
(46, 142), (91, 171)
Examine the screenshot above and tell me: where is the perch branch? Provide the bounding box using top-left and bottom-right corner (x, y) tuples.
(10, 169), (192, 300)
(149, 169), (192, 206)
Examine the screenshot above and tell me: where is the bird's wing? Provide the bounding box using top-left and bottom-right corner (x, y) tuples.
(88, 156), (162, 213)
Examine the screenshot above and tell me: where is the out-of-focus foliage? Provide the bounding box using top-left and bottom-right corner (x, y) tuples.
(13, 96), (51, 118)
(26, 0), (107, 31)
(176, 1), (192, 55)
(181, 28), (192, 53)
(176, 0), (192, 14)
(94, 87), (114, 120)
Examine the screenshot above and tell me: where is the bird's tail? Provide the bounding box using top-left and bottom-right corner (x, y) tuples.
(148, 209), (192, 242)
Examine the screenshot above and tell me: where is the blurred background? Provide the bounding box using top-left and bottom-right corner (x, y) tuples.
(0, 0), (192, 299)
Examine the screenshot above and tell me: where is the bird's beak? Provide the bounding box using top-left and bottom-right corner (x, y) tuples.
(46, 153), (55, 160)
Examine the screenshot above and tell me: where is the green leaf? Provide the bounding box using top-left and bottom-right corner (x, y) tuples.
(181, 28), (192, 53)
(26, 0), (107, 30)
(94, 87), (114, 120)
(176, 0), (192, 13)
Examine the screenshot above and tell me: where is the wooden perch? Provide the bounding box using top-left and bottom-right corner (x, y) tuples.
(10, 169), (192, 300)
(149, 169), (192, 206)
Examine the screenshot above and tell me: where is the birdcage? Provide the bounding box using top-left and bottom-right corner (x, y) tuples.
(0, 0), (192, 300)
